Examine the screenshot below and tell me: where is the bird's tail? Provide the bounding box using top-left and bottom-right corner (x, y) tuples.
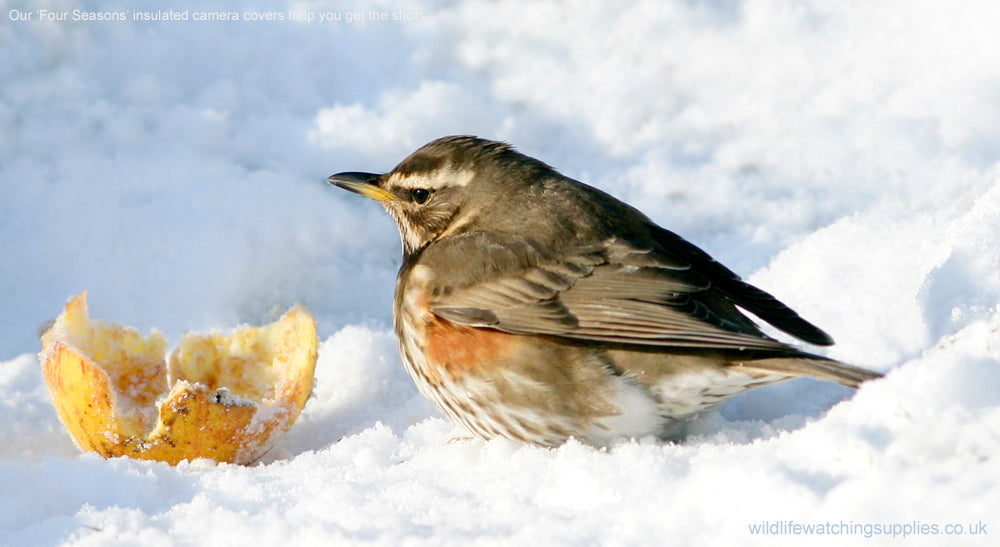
(737, 354), (882, 388)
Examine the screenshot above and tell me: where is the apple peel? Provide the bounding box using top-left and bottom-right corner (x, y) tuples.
(39, 292), (317, 465)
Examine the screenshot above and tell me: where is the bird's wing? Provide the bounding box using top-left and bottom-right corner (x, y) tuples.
(422, 232), (825, 351)
(645, 225), (834, 346)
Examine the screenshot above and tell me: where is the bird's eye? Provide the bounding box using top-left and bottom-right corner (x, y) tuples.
(411, 188), (431, 204)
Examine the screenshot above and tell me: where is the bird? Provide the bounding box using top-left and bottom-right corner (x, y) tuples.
(327, 135), (881, 447)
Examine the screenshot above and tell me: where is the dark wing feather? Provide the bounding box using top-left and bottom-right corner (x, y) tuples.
(424, 233), (825, 352)
(648, 226), (835, 346)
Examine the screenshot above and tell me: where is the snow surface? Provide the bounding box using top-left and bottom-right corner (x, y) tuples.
(2, 0), (999, 544)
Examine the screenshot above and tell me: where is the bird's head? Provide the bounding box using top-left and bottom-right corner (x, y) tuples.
(327, 136), (557, 255)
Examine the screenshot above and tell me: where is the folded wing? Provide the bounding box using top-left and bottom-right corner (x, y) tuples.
(426, 232), (830, 352)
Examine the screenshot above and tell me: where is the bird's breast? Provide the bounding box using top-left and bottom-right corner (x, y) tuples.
(395, 262), (516, 386)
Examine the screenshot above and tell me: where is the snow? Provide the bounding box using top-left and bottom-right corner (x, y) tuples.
(2, 0), (999, 544)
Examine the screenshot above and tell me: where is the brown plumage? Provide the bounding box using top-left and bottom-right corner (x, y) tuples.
(328, 136), (881, 446)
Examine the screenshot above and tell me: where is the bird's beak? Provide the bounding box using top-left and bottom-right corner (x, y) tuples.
(326, 172), (396, 204)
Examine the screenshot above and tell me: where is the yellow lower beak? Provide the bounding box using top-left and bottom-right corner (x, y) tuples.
(327, 172), (397, 204)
